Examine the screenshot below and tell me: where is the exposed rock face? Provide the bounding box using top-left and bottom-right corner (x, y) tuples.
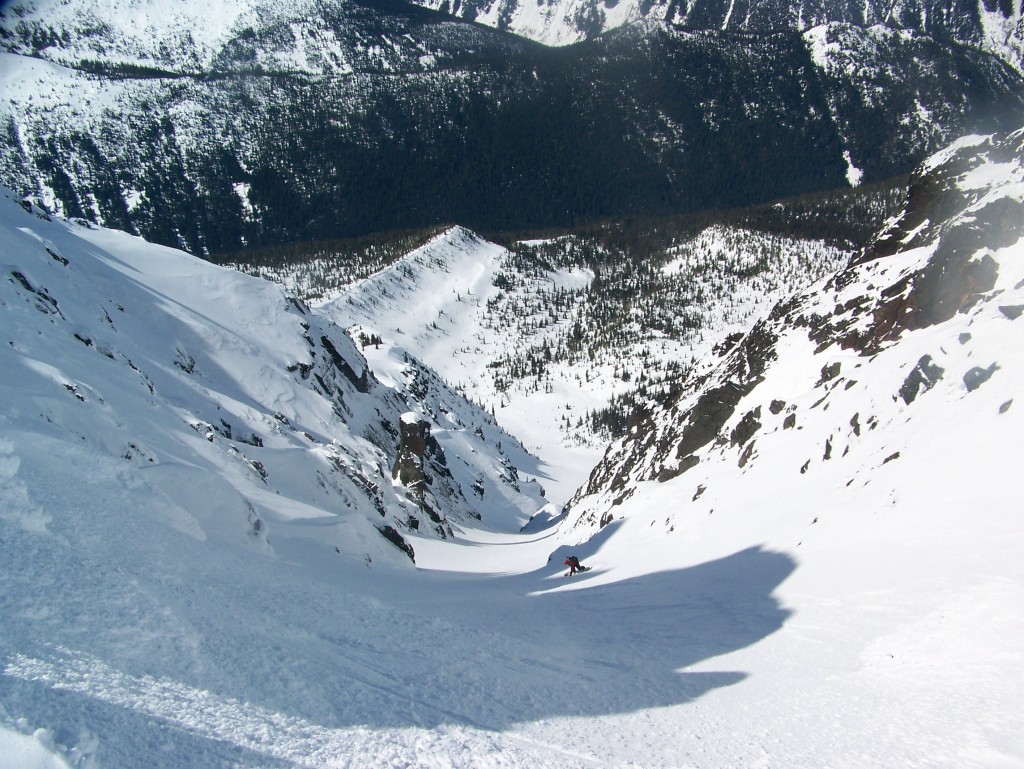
(392, 414), (457, 538)
(572, 317), (778, 507)
(826, 133), (1024, 355)
(393, 416), (431, 489)
(899, 355), (945, 404)
(376, 524), (416, 562)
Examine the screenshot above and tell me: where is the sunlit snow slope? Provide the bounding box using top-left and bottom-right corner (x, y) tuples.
(0, 189), (546, 560)
(1, 128), (1023, 769)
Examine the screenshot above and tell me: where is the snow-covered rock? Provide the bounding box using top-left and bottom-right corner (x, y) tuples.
(419, 0), (1024, 73)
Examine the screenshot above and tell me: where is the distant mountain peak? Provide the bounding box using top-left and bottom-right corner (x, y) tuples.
(414, 0), (1024, 72)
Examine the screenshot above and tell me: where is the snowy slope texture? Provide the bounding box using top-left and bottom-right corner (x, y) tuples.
(418, 0), (1024, 68)
(0, 186), (547, 570)
(567, 124), (1024, 524)
(2, 0), (1022, 255)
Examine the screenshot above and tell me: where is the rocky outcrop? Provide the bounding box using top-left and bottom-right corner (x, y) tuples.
(569, 317), (779, 514)
(392, 414), (456, 539)
(393, 415), (431, 489)
(820, 132), (1024, 355)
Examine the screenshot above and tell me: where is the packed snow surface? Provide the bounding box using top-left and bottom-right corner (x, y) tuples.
(2, 126), (1024, 769)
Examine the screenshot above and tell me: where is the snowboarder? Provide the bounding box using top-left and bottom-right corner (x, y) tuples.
(563, 555), (587, 576)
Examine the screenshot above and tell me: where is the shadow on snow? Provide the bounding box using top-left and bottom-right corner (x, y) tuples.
(1, 537), (794, 766)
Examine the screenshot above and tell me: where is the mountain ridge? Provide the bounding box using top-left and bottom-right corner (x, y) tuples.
(415, 0), (1024, 70)
(2, 0), (1021, 254)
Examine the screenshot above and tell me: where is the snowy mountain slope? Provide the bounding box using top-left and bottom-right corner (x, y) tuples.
(557, 126), (1024, 766)
(320, 225), (602, 503)
(2, 129), (1023, 769)
(567, 125), (1024, 522)
(419, 0), (1024, 69)
(318, 223), (851, 502)
(2, 0), (1022, 254)
(0, 0), (255, 69)
(0, 186), (546, 570)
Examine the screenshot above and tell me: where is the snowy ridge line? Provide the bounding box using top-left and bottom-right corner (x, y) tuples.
(323, 219), (849, 504)
(413, 0), (1023, 73)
